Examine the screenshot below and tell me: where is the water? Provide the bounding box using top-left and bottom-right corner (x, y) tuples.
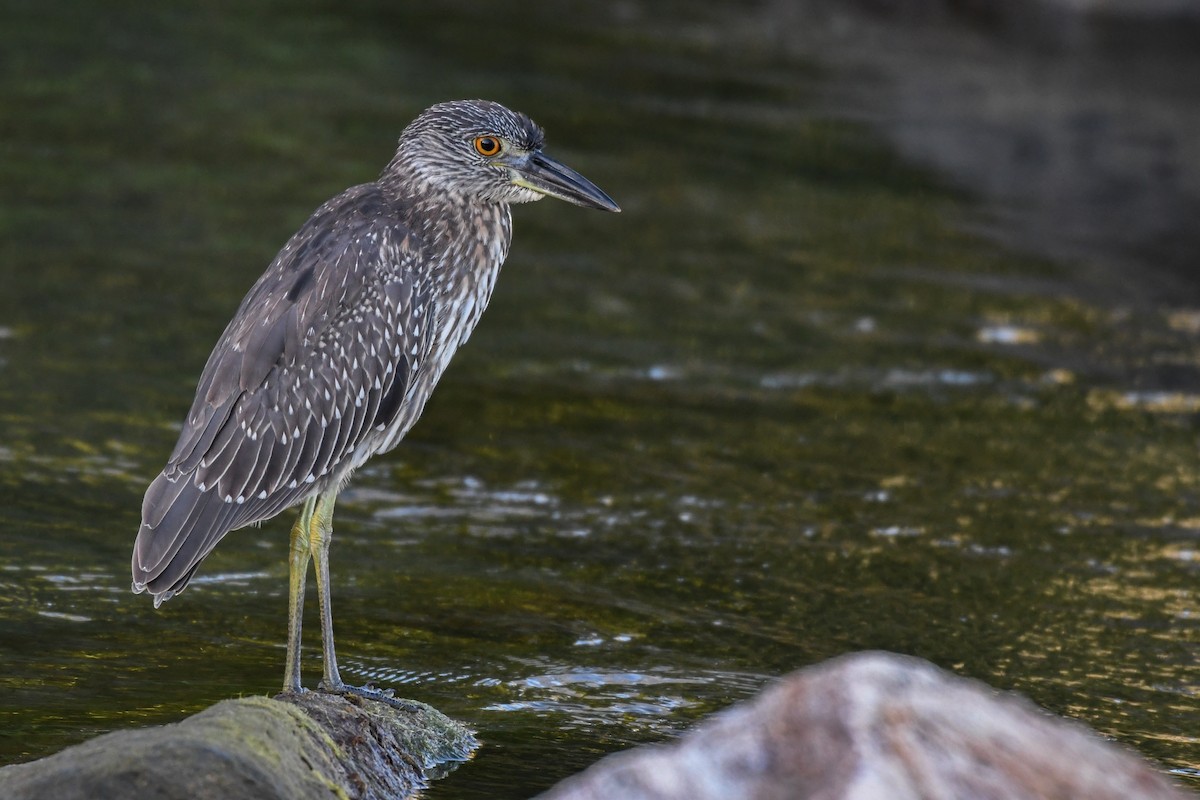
(2, 1), (1198, 797)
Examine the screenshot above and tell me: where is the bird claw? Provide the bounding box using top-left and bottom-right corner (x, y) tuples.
(317, 680), (420, 712)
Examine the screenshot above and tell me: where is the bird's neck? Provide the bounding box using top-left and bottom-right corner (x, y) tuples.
(388, 178), (514, 374)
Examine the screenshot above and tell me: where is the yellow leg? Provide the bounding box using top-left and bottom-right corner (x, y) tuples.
(282, 496), (316, 693)
(293, 487), (413, 709)
(308, 488), (344, 691)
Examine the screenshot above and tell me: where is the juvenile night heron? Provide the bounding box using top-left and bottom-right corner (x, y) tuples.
(131, 99), (619, 697)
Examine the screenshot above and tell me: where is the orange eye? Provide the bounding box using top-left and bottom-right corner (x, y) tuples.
(473, 136), (502, 157)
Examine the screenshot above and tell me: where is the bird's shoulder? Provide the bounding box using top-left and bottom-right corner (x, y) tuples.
(203, 183), (422, 391)
(251, 182), (421, 312)
(166, 182), (429, 469)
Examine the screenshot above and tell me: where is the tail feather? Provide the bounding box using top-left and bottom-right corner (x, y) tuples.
(141, 471), (201, 541)
(133, 468), (311, 604)
(132, 472), (238, 601)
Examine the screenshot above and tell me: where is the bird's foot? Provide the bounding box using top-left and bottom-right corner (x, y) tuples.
(317, 679), (422, 712)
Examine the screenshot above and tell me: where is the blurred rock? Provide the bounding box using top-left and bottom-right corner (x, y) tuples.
(745, 0), (1200, 308)
(0, 692), (476, 800)
(538, 651), (1191, 800)
(851, 0), (1200, 23)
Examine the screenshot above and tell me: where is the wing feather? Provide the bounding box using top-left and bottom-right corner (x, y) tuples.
(133, 183), (429, 600)
(168, 396), (236, 476)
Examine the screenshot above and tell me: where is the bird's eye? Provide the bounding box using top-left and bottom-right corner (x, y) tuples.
(473, 136), (502, 157)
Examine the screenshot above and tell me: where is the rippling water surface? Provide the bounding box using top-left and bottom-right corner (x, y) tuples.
(2, 1), (1198, 796)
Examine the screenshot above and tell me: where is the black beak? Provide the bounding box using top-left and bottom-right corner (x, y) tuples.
(515, 151), (621, 212)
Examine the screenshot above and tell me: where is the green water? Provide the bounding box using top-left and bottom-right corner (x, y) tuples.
(2, 1), (1198, 796)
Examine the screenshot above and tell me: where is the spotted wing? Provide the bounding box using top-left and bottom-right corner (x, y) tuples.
(133, 184), (433, 601)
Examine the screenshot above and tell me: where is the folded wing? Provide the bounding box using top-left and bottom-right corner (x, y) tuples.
(133, 185), (432, 603)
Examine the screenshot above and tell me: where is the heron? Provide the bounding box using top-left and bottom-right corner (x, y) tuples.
(131, 99), (620, 698)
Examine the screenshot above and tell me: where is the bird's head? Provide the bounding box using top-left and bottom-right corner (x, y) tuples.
(388, 99), (620, 212)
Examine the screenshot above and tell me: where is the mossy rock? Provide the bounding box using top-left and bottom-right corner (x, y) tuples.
(0, 692), (476, 800)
